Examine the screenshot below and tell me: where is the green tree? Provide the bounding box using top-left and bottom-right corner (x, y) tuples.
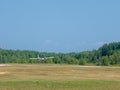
(79, 58), (87, 65)
(101, 56), (109, 66)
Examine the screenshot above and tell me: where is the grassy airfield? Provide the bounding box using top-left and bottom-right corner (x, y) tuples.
(0, 64), (120, 90)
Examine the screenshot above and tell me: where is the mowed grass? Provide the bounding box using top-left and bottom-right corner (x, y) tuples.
(0, 64), (120, 90)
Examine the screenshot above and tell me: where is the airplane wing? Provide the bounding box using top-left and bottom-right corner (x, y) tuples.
(30, 58), (38, 59)
(45, 57), (54, 59)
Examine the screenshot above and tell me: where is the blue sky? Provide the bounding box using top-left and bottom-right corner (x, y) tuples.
(0, 0), (120, 52)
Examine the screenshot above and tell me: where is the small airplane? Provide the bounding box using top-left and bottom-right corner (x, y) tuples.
(30, 55), (54, 61)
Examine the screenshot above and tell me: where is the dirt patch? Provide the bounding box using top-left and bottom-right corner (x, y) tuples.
(0, 72), (8, 75)
(0, 64), (10, 66)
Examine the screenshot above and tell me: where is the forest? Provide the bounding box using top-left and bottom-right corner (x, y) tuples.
(0, 42), (120, 66)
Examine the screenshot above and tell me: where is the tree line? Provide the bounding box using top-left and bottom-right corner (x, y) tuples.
(0, 42), (120, 65)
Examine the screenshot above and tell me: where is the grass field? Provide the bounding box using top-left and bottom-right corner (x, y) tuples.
(0, 64), (120, 90)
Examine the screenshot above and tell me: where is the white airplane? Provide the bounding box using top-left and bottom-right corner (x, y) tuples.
(30, 55), (54, 61)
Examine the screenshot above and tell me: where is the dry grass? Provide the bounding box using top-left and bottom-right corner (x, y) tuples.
(0, 64), (120, 90)
(0, 64), (120, 81)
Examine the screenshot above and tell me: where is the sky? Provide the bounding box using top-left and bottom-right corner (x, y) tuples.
(0, 0), (120, 53)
